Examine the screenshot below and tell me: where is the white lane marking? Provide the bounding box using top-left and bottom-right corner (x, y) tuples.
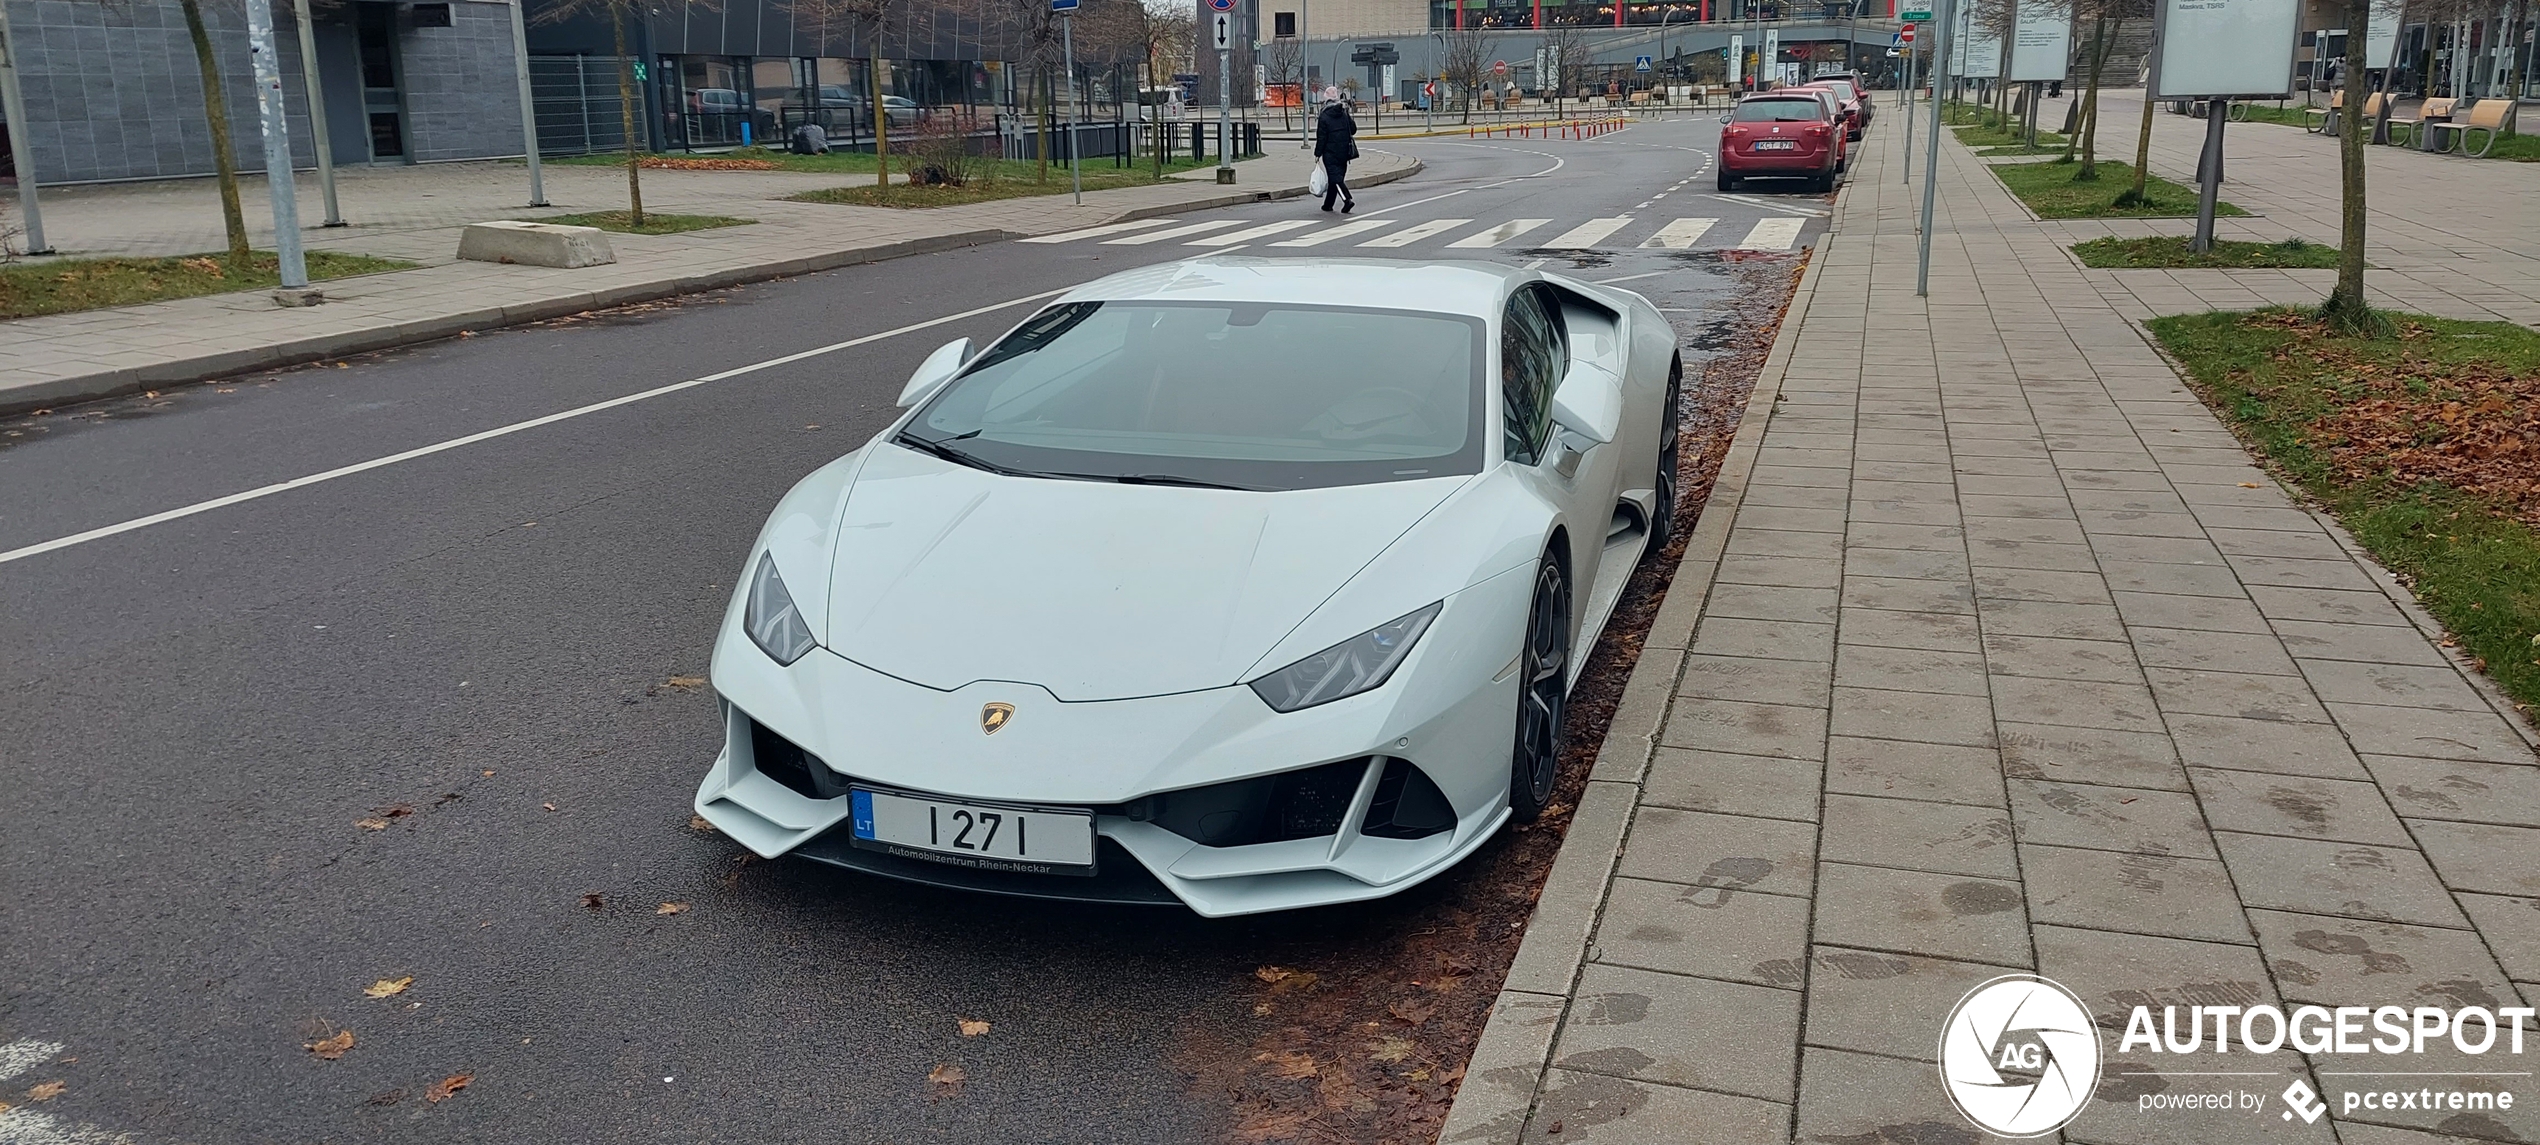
(1187, 220), (1313, 246)
(1269, 218), (1396, 246)
(1640, 218), (1719, 249)
(0, 1106), (140, 1145)
(1539, 217), (1634, 248)
(1521, 258), (1549, 270)
(1445, 219), (1550, 249)
(0, 290), (1071, 567)
(0, 1041), (66, 1083)
(1358, 219), (1472, 247)
(1100, 219), (1242, 244)
(1594, 271), (1669, 285)
(1712, 193), (1827, 216)
(1736, 217), (1807, 251)
(1016, 218), (1170, 243)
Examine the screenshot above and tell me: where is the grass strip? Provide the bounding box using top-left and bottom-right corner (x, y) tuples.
(1987, 158), (2247, 219)
(536, 211), (756, 235)
(2072, 235), (2339, 269)
(2148, 308), (2540, 711)
(0, 250), (415, 320)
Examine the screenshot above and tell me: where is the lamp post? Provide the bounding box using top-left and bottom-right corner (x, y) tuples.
(0, 1), (52, 253)
(291, 0), (344, 225)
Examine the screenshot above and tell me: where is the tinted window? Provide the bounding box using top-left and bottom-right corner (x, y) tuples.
(1499, 286), (1564, 466)
(1732, 99), (1825, 122)
(1821, 80), (1858, 102)
(909, 301), (1485, 491)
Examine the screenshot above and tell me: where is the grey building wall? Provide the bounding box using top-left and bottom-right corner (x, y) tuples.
(1, 0), (524, 185)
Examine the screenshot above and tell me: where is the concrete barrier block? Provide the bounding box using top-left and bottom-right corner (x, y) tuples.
(457, 221), (617, 269)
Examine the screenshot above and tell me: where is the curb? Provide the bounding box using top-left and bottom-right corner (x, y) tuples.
(1434, 185), (1841, 1145)
(0, 157), (1424, 418)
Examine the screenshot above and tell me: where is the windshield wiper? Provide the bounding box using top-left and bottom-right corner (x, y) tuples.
(894, 430), (1050, 479)
(1050, 472), (1271, 492)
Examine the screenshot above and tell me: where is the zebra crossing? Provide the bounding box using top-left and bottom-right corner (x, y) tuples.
(1019, 212), (1814, 254)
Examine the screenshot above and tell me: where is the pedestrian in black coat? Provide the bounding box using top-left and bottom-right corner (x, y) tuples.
(1314, 98), (1359, 213)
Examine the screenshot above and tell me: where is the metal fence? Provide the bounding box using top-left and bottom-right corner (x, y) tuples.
(531, 55), (635, 157)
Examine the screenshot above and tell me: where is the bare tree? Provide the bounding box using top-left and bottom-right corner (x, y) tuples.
(789, 0), (904, 186)
(1439, 28), (1489, 124)
(1266, 35), (1303, 131)
(965, 0), (1069, 182)
(533, 0), (687, 225)
(2318, 0), (2380, 332)
(1541, 23), (1590, 116)
(174, 0), (252, 264)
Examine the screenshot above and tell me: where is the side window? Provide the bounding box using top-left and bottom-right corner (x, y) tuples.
(1499, 286), (1565, 465)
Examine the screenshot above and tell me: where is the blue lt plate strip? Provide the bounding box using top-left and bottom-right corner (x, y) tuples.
(850, 790), (876, 839)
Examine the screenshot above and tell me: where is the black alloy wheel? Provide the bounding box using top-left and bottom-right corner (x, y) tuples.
(1645, 357), (1683, 557)
(1509, 556), (1572, 823)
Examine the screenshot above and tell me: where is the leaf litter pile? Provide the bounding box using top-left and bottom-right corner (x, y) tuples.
(1191, 255), (1804, 1145)
(2261, 313), (2540, 525)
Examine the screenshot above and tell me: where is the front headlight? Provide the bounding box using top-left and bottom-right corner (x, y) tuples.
(743, 553), (817, 665)
(1248, 602), (1443, 713)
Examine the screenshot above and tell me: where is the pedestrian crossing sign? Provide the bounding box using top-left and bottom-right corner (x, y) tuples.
(1635, 56), (1653, 72)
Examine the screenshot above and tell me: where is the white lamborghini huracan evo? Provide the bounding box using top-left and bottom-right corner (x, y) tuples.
(694, 258), (1683, 916)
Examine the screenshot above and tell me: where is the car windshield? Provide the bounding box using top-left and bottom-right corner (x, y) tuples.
(1822, 80), (1858, 102)
(905, 301), (1486, 491)
(1734, 99), (1824, 122)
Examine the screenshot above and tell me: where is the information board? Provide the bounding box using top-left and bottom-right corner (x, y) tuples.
(1952, 5), (2004, 79)
(2007, 1), (2072, 82)
(2151, 0), (2300, 98)
(2364, 0), (2401, 69)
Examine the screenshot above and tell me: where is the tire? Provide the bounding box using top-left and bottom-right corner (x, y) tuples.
(1643, 357), (1682, 558)
(1508, 555), (1572, 824)
(1716, 169), (1737, 192)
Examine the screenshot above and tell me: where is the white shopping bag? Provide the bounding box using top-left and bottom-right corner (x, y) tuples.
(1308, 163), (1328, 198)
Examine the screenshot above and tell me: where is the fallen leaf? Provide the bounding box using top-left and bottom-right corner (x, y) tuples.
(542, 802), (557, 812)
(656, 901), (689, 915)
(425, 1073), (471, 1102)
(366, 1089), (405, 1106)
(1387, 997), (1438, 1026)
(663, 676), (707, 689)
(306, 1030), (355, 1060)
(1367, 1036), (1414, 1063)
(2239, 482), (2262, 488)
(363, 977), (414, 999)
(374, 804), (414, 819)
(1253, 1050), (1318, 1079)
(481, 769), (496, 777)
(354, 818), (392, 831)
(957, 1018), (990, 1037)
(28, 1081), (65, 1102)
(687, 815), (719, 833)
(927, 1063), (966, 1098)
(1254, 965), (1294, 984)
(0, 1101), (11, 1112)
(1252, 1002), (1273, 1016)
(581, 893), (605, 910)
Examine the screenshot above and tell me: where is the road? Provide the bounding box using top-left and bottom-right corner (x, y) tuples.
(0, 115), (1830, 1144)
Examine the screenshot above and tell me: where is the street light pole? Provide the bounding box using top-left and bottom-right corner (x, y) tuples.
(507, 0), (549, 207)
(1914, 0), (1953, 296)
(0, 1), (53, 254)
(290, 0), (345, 225)
(1300, 0), (1315, 149)
(1216, 6), (1234, 182)
(243, 0), (316, 302)
(1063, 5), (1083, 203)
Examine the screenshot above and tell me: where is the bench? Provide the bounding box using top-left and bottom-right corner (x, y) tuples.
(2427, 98), (2518, 156)
(2306, 89), (2386, 134)
(2384, 96), (2457, 147)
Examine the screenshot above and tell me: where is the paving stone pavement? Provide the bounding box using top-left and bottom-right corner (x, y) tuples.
(1442, 102), (2540, 1145)
(0, 152), (1412, 413)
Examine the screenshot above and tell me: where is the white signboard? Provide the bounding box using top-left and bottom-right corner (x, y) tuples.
(1254, 63), (1268, 102)
(1763, 30), (1779, 75)
(1954, 4), (2004, 78)
(2151, 0), (2300, 98)
(2364, 0), (2401, 69)
(2008, 1), (2073, 82)
(1728, 34), (1743, 84)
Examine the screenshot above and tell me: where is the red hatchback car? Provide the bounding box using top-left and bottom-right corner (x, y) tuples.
(1717, 93), (1842, 193)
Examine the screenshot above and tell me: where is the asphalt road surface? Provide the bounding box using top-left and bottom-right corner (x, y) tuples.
(0, 115), (1832, 1144)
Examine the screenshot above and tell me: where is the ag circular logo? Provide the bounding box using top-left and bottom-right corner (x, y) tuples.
(1938, 974), (2102, 1137)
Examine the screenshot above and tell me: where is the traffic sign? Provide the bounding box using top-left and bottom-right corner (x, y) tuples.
(1901, 24), (1916, 41)
(1211, 11), (1229, 48)
(1492, 59), (1508, 75)
(1423, 80), (1436, 95)
(1050, 0), (1078, 10)
(1634, 55), (1652, 72)
(1208, 0), (1234, 10)
(1900, 8), (1931, 19)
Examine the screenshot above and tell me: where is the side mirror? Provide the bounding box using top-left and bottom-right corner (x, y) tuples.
(897, 337), (971, 408)
(1719, 113), (1733, 123)
(1549, 363), (1622, 447)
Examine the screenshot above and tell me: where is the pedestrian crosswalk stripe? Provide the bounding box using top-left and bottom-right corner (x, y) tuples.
(1446, 219), (1551, 249)
(1359, 219), (1472, 248)
(1189, 220), (1316, 246)
(1102, 219), (1244, 245)
(1736, 218), (1805, 251)
(1640, 218), (1719, 249)
(1018, 219), (1172, 243)
(1540, 217), (1634, 248)
(1269, 218), (1396, 247)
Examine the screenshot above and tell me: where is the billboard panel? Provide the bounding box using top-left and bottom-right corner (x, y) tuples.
(2151, 0), (2300, 98)
(2008, 2), (2073, 82)
(2364, 0), (2401, 68)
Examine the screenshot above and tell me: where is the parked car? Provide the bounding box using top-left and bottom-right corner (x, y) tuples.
(1812, 74), (1873, 136)
(1784, 84), (1856, 166)
(817, 85), (923, 128)
(1718, 92), (1842, 192)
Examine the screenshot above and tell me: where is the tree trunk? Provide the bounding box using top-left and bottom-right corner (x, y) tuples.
(872, 52), (890, 187)
(607, 3), (646, 226)
(179, 0), (252, 265)
(2123, 76), (2155, 200)
(2319, 0), (2376, 333)
(1038, 67), (1052, 183)
(2063, 14), (2107, 164)
(2075, 14), (2111, 177)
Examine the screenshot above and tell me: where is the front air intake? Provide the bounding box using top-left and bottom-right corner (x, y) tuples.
(749, 719), (853, 800)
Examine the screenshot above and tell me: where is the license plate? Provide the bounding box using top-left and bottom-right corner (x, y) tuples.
(849, 788), (1096, 873)
(1754, 140), (1797, 150)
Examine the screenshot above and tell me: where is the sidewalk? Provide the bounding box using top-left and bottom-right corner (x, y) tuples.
(0, 151), (1417, 414)
(1442, 104), (2539, 1145)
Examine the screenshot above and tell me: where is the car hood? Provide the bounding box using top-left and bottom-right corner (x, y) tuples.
(821, 444), (1468, 701)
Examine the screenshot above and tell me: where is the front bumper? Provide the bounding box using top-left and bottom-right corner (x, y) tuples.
(692, 567), (1535, 917)
(1724, 147), (1832, 175)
